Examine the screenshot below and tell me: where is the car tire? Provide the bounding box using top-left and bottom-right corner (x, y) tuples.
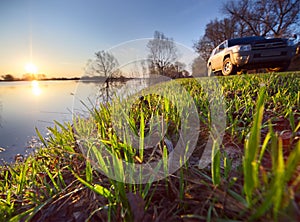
(222, 58), (235, 76)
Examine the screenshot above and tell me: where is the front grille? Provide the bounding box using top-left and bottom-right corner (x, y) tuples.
(252, 41), (286, 50)
(253, 51), (287, 58)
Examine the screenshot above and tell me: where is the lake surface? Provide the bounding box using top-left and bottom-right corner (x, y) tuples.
(0, 79), (149, 163)
(0, 81), (75, 162)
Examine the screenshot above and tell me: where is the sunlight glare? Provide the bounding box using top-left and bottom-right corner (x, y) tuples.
(25, 63), (38, 74)
(31, 80), (41, 96)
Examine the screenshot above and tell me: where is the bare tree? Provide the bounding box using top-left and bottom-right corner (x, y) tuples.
(205, 18), (239, 45)
(85, 50), (121, 103)
(194, 36), (215, 62)
(87, 50), (120, 88)
(223, 0), (300, 37)
(194, 18), (243, 61)
(147, 31), (178, 76)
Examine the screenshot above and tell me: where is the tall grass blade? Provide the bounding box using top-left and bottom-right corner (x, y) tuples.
(70, 168), (113, 201)
(35, 127), (48, 148)
(43, 165), (60, 192)
(85, 159), (93, 183)
(284, 141), (300, 182)
(243, 87), (265, 206)
(272, 137), (285, 219)
(211, 139), (221, 186)
(139, 110), (145, 162)
(17, 159), (30, 195)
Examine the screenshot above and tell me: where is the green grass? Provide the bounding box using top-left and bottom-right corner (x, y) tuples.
(0, 72), (299, 221)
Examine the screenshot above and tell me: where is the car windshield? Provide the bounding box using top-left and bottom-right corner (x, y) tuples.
(228, 36), (265, 47)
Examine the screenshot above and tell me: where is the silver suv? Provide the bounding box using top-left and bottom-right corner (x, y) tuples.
(207, 36), (297, 76)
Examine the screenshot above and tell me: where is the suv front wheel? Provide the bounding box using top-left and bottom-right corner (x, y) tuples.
(222, 57), (235, 76)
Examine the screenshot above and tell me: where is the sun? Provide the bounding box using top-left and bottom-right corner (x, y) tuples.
(25, 63), (38, 74)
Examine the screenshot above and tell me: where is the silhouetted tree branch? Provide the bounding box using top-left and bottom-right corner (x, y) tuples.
(223, 0), (300, 37)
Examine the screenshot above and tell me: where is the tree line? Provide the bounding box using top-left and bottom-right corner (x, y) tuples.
(1, 74), (46, 81)
(86, 30), (190, 80)
(0, 74), (80, 81)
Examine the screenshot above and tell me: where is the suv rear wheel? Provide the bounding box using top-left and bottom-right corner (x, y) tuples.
(222, 57), (235, 75)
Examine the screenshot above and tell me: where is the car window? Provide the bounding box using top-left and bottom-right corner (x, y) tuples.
(219, 43), (225, 50)
(214, 42), (226, 54)
(210, 48), (216, 57)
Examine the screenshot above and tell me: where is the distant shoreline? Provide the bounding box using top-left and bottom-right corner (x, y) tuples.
(0, 77), (80, 82)
(0, 75), (196, 83)
(0, 76), (137, 82)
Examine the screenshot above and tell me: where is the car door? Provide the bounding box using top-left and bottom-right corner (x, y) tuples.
(211, 41), (226, 71)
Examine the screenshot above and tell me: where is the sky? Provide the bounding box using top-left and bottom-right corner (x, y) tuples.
(0, 0), (226, 78)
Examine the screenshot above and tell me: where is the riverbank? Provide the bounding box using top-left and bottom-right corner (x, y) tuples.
(0, 72), (299, 221)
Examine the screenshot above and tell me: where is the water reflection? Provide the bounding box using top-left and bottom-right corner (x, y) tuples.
(31, 80), (41, 96)
(0, 78), (165, 163)
(0, 81), (76, 163)
(72, 80), (128, 117)
(73, 79), (151, 117)
(0, 100), (2, 128)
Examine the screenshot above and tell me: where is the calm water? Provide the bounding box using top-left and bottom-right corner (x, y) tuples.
(0, 81), (76, 162)
(0, 79), (148, 163)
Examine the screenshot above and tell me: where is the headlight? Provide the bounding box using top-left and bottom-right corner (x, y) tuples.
(239, 44), (251, 51)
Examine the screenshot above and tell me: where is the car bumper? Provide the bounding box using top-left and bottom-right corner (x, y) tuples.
(233, 47), (295, 68)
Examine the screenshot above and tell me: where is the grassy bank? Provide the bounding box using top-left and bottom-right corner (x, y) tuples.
(0, 72), (299, 221)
